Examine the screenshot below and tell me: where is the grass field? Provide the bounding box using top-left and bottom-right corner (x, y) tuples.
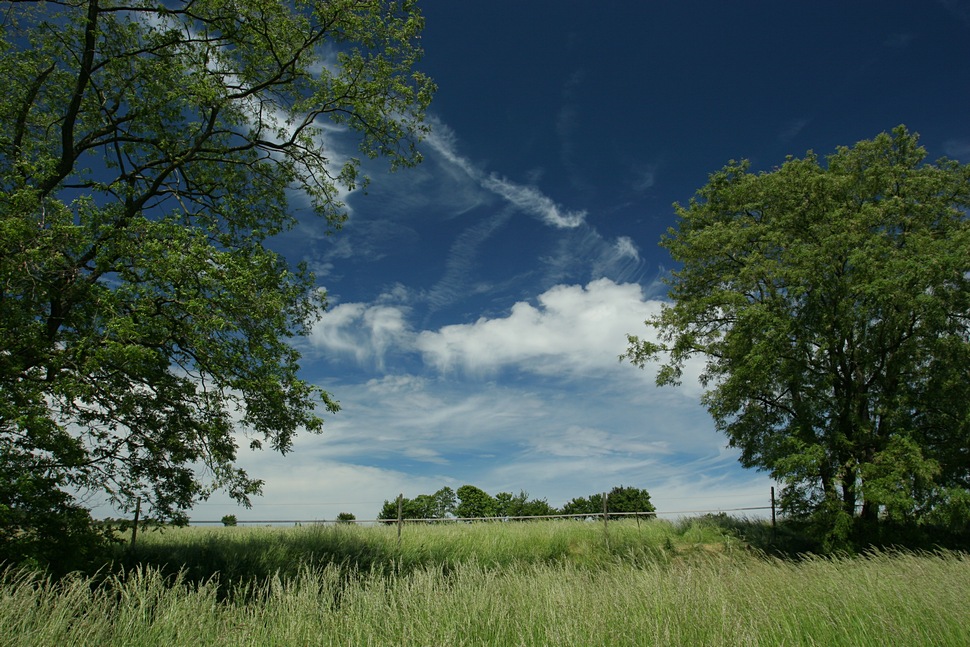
(2, 519), (968, 646)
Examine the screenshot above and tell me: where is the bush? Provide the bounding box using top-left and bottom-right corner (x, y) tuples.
(0, 460), (115, 576)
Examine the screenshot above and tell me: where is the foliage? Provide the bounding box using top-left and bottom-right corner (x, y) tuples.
(220, 515), (237, 527)
(454, 485), (498, 519)
(625, 127), (970, 545)
(377, 486), (457, 522)
(602, 484), (656, 518)
(336, 512), (356, 524)
(494, 490), (557, 518)
(0, 0), (434, 559)
(561, 485), (656, 519)
(0, 452), (113, 575)
(379, 486), (557, 521)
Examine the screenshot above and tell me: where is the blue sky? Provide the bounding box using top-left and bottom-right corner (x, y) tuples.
(180, 1), (970, 522)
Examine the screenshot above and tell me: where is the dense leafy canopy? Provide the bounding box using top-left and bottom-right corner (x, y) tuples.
(377, 486), (561, 521)
(0, 0), (433, 564)
(377, 487), (458, 522)
(493, 489), (557, 518)
(625, 127), (970, 543)
(561, 485), (655, 519)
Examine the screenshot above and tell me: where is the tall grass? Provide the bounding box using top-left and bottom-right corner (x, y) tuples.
(117, 518), (728, 586)
(2, 520), (967, 646)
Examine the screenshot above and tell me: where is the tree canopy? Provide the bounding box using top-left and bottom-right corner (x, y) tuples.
(625, 127), (970, 544)
(561, 485), (655, 519)
(454, 485), (497, 519)
(377, 486), (558, 521)
(377, 487), (457, 522)
(0, 0), (434, 564)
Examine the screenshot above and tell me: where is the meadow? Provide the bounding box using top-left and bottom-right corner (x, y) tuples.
(1, 518), (968, 646)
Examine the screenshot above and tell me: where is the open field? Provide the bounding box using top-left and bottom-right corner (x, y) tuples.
(2, 520), (968, 646)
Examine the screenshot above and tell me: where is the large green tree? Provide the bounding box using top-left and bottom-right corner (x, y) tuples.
(0, 0), (434, 558)
(493, 490), (556, 518)
(625, 127), (970, 541)
(377, 487), (456, 522)
(561, 485), (655, 519)
(454, 484), (497, 519)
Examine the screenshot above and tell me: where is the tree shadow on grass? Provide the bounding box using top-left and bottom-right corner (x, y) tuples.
(693, 513), (970, 558)
(108, 525), (407, 601)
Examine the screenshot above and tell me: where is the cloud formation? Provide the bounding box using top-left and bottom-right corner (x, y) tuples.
(307, 278), (670, 385)
(944, 138), (970, 159)
(480, 174), (587, 228)
(416, 278), (660, 376)
(424, 120), (586, 229)
(307, 297), (412, 369)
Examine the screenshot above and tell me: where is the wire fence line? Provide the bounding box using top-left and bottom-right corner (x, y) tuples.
(187, 505), (775, 526)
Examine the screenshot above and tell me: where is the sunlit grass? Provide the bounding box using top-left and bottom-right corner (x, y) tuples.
(3, 520), (968, 646)
(120, 517), (730, 584)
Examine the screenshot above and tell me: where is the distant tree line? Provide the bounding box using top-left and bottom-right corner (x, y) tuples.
(377, 485), (655, 521)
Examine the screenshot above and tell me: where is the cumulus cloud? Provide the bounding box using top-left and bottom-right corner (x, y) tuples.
(416, 278), (661, 376)
(305, 276), (699, 397)
(307, 298), (411, 369)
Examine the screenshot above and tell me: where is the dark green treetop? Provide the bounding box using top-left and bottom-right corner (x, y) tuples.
(625, 127), (970, 545)
(561, 485), (655, 519)
(377, 487), (457, 522)
(0, 0), (434, 557)
(454, 484), (497, 519)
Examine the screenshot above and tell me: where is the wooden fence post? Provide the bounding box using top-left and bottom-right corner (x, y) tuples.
(602, 491), (609, 550)
(770, 486), (777, 542)
(129, 496), (141, 550)
(396, 493), (403, 548)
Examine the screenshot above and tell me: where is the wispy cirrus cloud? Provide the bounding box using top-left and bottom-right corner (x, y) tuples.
(541, 228), (647, 287)
(426, 207), (515, 312)
(424, 119), (586, 229)
(193, 363), (768, 522)
(480, 174), (586, 228)
(943, 137), (970, 159)
(779, 117), (811, 143)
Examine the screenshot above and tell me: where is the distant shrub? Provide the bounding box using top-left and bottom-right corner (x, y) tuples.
(221, 515), (237, 527)
(336, 512), (356, 524)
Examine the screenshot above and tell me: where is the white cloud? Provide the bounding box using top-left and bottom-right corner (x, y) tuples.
(307, 277), (700, 395)
(307, 299), (411, 369)
(423, 119), (479, 177)
(424, 119), (586, 229)
(204, 368), (739, 520)
(613, 236), (640, 262)
(480, 174), (586, 228)
(426, 207), (514, 311)
(416, 278), (660, 377)
(526, 425), (670, 459)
